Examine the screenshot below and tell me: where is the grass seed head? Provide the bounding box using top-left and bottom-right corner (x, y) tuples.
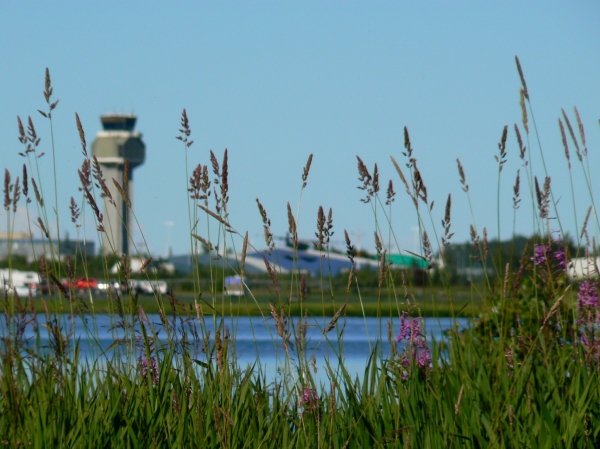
(302, 153), (313, 188)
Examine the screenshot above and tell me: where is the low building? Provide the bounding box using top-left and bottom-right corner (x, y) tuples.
(0, 233), (95, 262)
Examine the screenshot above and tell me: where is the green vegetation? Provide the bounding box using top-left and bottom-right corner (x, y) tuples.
(1, 59), (600, 447)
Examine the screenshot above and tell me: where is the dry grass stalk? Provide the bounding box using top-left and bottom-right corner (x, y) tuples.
(212, 404), (223, 443)
(287, 203), (298, 250)
(191, 234), (213, 251)
(346, 266), (354, 294)
(75, 112), (87, 157)
(515, 56), (529, 100)
(534, 176), (551, 219)
(514, 124), (527, 161)
(344, 230), (355, 265)
(269, 303), (289, 349)
(176, 109), (193, 147)
(574, 106), (587, 156)
(455, 385), (465, 415)
(240, 231), (248, 278)
(323, 303), (346, 334)
(378, 250), (387, 287)
(356, 156), (374, 203)
(220, 149), (229, 216)
(49, 272), (68, 296)
(256, 198), (274, 253)
(27, 117), (41, 150)
(403, 126), (413, 159)
(140, 257), (152, 273)
(302, 153), (313, 188)
(422, 231), (433, 265)
(70, 197), (80, 225)
(3, 169), (11, 211)
(391, 156), (416, 206)
(296, 315), (308, 351)
(314, 206), (326, 250)
(220, 408), (234, 427)
(558, 118), (571, 168)
(194, 299), (203, 327)
(17, 116), (26, 144)
(262, 255), (279, 295)
(483, 228), (489, 262)
(38, 68), (59, 119)
(401, 272), (409, 303)
(581, 205), (592, 240)
(92, 156), (116, 207)
(541, 287), (569, 329)
(503, 263), (510, 300)
(512, 240), (530, 297)
(37, 217), (50, 239)
(12, 177), (20, 213)
(215, 328), (224, 373)
(22, 165), (29, 202)
(390, 157), (410, 192)
(441, 193), (453, 247)
(561, 109), (582, 161)
(386, 179), (396, 205)
(300, 274), (308, 301)
(470, 225), (479, 246)
(209, 150), (220, 178)
(189, 164), (203, 200)
(138, 306), (150, 326)
(78, 159), (92, 191)
(519, 89), (529, 134)
(119, 254), (131, 280)
(112, 179), (129, 208)
(387, 320), (397, 357)
(496, 126), (508, 171)
(411, 160), (428, 204)
(513, 170), (521, 210)
(456, 159), (468, 192)
(374, 232), (383, 258)
(198, 204), (232, 229)
(78, 161), (103, 230)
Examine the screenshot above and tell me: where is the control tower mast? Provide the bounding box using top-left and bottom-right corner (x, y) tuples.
(91, 114), (145, 256)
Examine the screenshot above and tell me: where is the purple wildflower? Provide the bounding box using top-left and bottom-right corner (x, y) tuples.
(554, 246), (567, 271)
(415, 346), (432, 368)
(531, 244), (550, 266)
(138, 356), (159, 385)
(299, 387), (319, 412)
(579, 332), (600, 365)
(396, 312), (422, 343)
(396, 312), (432, 373)
(532, 240), (568, 273)
(578, 281), (599, 310)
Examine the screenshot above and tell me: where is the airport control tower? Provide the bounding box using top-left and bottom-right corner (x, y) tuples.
(91, 114), (145, 256)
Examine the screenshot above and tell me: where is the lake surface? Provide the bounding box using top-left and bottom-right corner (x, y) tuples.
(3, 314), (469, 383)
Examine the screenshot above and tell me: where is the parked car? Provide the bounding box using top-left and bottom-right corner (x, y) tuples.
(97, 279), (130, 295)
(39, 278), (59, 295)
(3, 283), (38, 298)
(62, 277), (100, 294)
(133, 280), (168, 295)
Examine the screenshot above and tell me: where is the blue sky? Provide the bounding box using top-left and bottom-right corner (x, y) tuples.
(1, 2), (599, 258)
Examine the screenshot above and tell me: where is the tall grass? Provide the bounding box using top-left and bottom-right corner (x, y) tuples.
(1, 58), (599, 447)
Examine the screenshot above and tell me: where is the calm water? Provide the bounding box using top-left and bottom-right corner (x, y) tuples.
(3, 314), (468, 382)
